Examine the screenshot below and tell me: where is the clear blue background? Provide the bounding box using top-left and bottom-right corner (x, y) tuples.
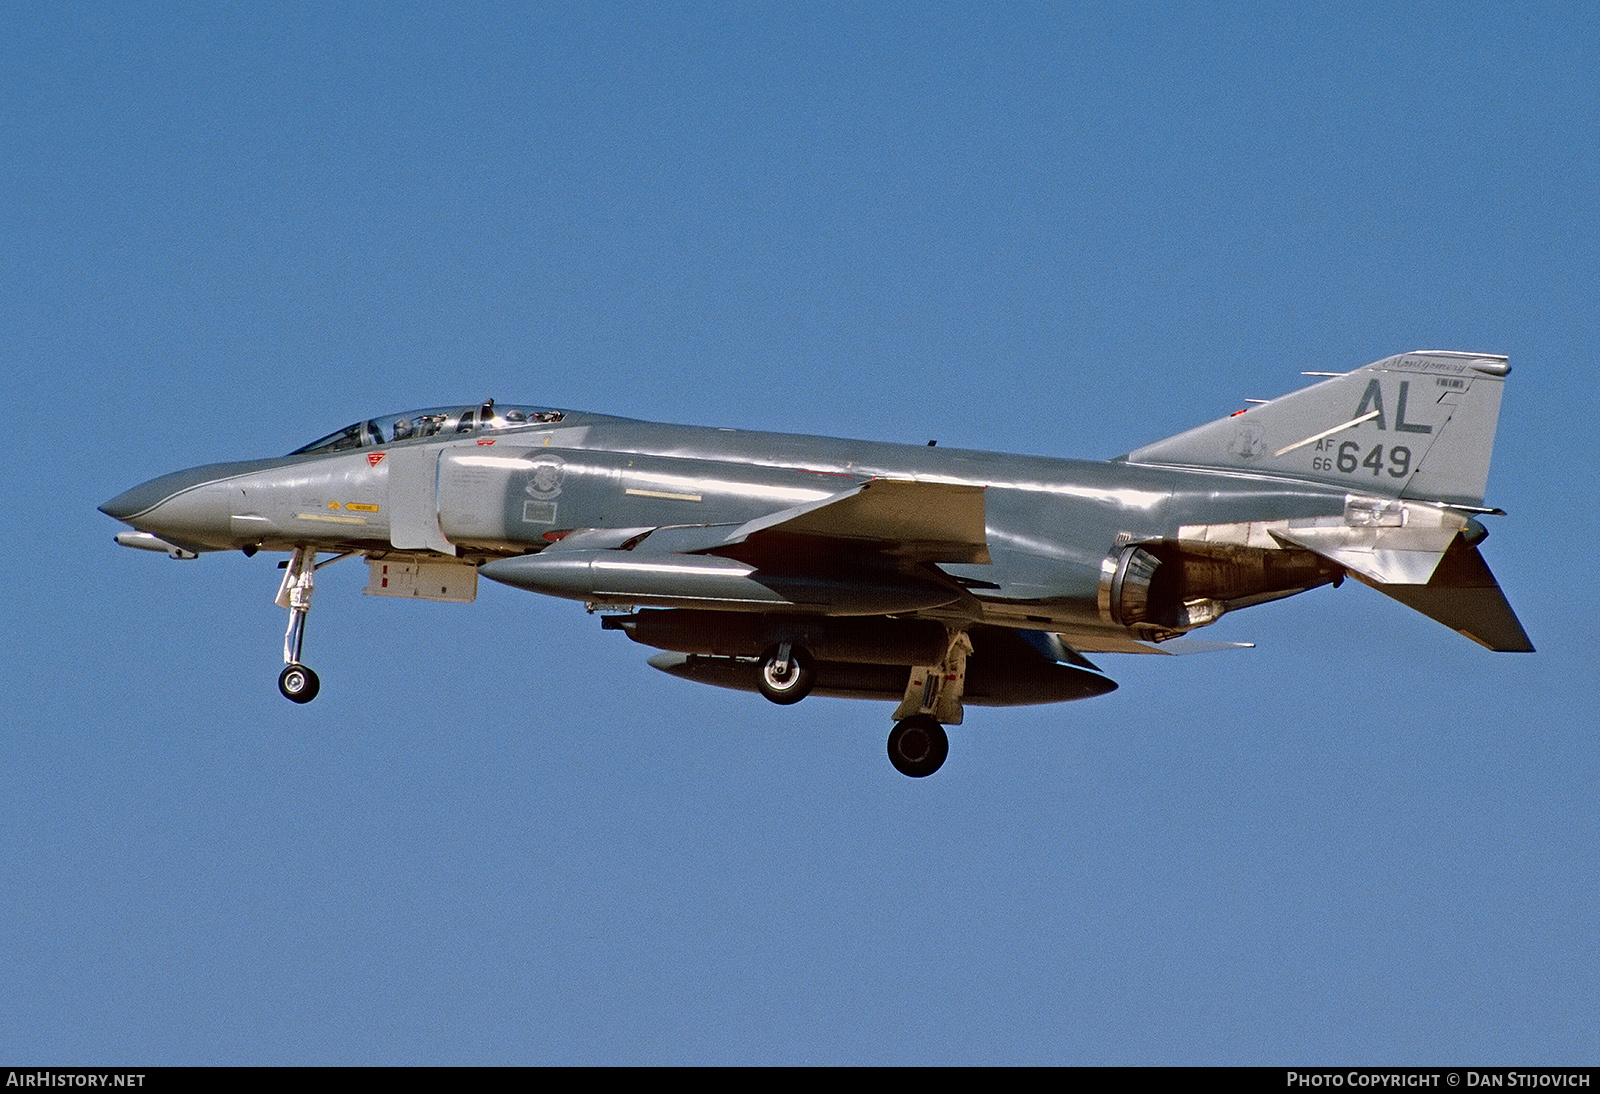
(4, 1), (1595, 1065)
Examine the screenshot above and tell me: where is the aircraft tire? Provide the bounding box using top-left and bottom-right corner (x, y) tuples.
(278, 663), (320, 704)
(887, 715), (948, 778)
(756, 645), (815, 705)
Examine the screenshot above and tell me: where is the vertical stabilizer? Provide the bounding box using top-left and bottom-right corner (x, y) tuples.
(1124, 351), (1512, 508)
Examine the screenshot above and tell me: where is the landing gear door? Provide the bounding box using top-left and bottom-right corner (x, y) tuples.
(387, 446), (455, 555)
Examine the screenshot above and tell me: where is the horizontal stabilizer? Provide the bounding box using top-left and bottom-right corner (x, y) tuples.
(1272, 502), (1465, 586)
(1352, 535), (1534, 652)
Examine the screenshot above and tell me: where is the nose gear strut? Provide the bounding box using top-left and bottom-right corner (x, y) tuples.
(273, 547), (351, 703)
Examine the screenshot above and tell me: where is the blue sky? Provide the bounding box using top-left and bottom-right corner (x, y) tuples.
(4, 1), (1596, 1064)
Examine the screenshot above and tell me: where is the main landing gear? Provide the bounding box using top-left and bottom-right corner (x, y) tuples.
(887, 715), (949, 778)
(882, 629), (971, 778)
(756, 643), (815, 705)
(273, 545), (347, 704)
(752, 628), (971, 778)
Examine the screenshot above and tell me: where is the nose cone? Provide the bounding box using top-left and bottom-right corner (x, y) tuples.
(99, 485), (153, 523)
(100, 465), (226, 526)
(99, 460), (268, 551)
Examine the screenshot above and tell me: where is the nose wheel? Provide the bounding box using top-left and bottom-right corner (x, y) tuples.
(278, 663), (320, 703)
(887, 715), (949, 778)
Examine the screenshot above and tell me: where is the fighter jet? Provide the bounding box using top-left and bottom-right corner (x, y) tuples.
(100, 350), (1532, 777)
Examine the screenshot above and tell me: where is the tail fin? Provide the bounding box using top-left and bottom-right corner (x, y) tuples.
(1124, 351), (1511, 508)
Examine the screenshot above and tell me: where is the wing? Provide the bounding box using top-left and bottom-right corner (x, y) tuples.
(478, 478), (988, 615)
(711, 477), (990, 565)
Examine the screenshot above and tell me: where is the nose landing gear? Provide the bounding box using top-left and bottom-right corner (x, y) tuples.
(274, 545), (331, 704)
(278, 662), (320, 703)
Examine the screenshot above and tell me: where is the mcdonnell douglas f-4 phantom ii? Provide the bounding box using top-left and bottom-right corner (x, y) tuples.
(101, 350), (1532, 777)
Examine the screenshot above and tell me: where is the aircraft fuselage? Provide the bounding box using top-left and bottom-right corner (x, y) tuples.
(101, 411), (1352, 647)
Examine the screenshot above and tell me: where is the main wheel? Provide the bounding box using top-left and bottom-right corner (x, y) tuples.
(887, 715), (948, 778)
(278, 663), (320, 704)
(756, 645), (815, 705)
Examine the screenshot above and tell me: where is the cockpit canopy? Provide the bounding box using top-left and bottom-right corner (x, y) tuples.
(291, 401), (566, 455)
